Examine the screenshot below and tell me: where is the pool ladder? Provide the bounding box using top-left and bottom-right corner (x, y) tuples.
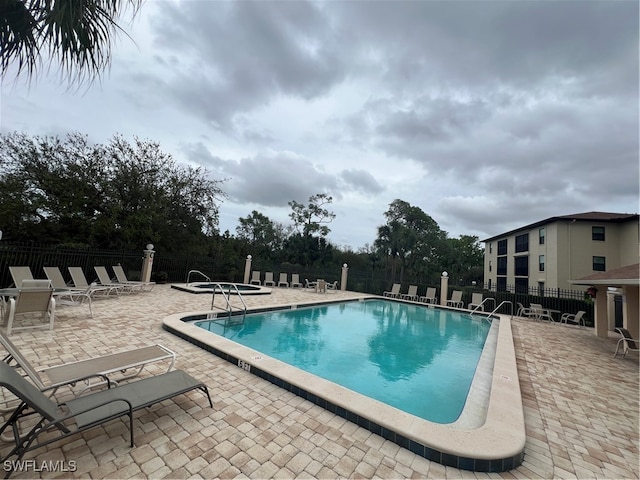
(186, 270), (210, 286)
(211, 283), (247, 322)
(469, 299), (514, 322)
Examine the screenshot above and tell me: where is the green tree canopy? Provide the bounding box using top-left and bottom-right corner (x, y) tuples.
(374, 199), (447, 283)
(288, 193), (336, 237)
(0, 132), (226, 253)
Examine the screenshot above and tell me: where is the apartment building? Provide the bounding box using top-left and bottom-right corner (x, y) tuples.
(483, 212), (639, 293)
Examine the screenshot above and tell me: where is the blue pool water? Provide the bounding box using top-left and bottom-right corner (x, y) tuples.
(194, 299), (491, 424)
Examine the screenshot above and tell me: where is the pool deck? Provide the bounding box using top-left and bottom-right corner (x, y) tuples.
(2, 284), (638, 479)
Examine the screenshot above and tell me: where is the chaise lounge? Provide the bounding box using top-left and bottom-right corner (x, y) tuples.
(0, 361), (212, 477)
(0, 330), (176, 397)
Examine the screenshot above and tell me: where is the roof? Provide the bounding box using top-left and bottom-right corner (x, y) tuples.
(482, 211), (639, 242)
(569, 263), (640, 286)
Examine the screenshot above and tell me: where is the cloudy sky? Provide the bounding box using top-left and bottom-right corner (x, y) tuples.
(2, 0), (638, 249)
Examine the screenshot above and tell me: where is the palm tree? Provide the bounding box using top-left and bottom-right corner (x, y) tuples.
(1, 0), (142, 85)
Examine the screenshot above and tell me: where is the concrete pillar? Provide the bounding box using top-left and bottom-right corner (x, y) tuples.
(141, 244), (155, 283)
(341, 264), (348, 291)
(623, 285), (639, 339)
(440, 272), (449, 306)
(594, 288), (608, 338)
(244, 255), (252, 284)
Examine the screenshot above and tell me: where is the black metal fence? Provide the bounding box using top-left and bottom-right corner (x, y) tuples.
(0, 242), (594, 326)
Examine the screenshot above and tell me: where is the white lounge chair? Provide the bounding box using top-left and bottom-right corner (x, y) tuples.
(94, 266), (138, 294)
(560, 310), (586, 327)
(326, 280), (339, 290)
(468, 293), (484, 311)
(419, 287), (437, 304)
(68, 267), (119, 296)
(277, 273), (289, 288)
(304, 279), (316, 290)
(263, 272), (276, 287)
(613, 328), (639, 358)
(112, 265), (155, 291)
(446, 290), (464, 308)
(290, 274), (302, 288)
(4, 280), (55, 336)
(249, 271), (261, 285)
(8, 266), (34, 288)
(383, 283), (401, 298)
(401, 285), (418, 301)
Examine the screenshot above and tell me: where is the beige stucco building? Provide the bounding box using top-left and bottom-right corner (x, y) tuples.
(482, 212), (639, 294)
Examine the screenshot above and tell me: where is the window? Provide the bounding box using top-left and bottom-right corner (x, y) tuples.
(514, 256), (529, 276)
(497, 239), (507, 255)
(592, 226), (605, 241)
(497, 277), (507, 292)
(539, 228), (545, 245)
(515, 234), (529, 253)
(497, 257), (507, 275)
(538, 282), (545, 297)
(489, 243), (492, 254)
(593, 256), (606, 271)
(515, 278), (529, 294)
(539, 255), (545, 272)
(489, 260), (492, 272)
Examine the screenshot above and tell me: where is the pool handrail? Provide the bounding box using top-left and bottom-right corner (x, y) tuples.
(468, 297), (496, 314)
(211, 283), (247, 319)
(186, 270), (210, 285)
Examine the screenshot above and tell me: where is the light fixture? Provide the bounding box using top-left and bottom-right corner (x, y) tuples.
(247, 255), (252, 259)
(146, 244), (154, 250)
(442, 271), (448, 277)
(343, 263), (348, 268)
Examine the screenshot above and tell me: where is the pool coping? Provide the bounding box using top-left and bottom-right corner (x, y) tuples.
(171, 282), (273, 295)
(162, 297), (525, 472)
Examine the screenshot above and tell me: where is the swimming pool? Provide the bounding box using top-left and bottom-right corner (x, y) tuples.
(194, 300), (490, 424)
(171, 282), (272, 295)
(163, 296), (525, 472)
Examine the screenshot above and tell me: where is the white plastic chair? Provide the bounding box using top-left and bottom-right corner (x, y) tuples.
(4, 280), (55, 335)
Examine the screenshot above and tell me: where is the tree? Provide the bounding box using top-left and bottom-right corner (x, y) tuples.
(374, 200), (447, 284)
(0, 132), (226, 253)
(1, 0), (142, 85)
(288, 193), (336, 238)
(442, 235), (484, 285)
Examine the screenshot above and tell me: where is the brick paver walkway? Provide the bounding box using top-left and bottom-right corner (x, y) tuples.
(2, 285), (638, 479)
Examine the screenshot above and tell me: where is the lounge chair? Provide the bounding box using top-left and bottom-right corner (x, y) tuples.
(468, 293), (484, 311)
(401, 285), (418, 301)
(0, 330), (175, 396)
(263, 272), (276, 287)
(290, 274), (302, 288)
(0, 361), (211, 475)
(43, 267), (99, 317)
(383, 283), (401, 298)
(529, 303), (554, 323)
(419, 287), (437, 304)
(613, 328), (639, 358)
(560, 310), (586, 327)
(94, 266), (138, 294)
(446, 290), (464, 308)
(68, 267), (119, 296)
(8, 266), (34, 288)
(277, 273), (289, 288)
(249, 271), (261, 285)
(304, 279), (316, 290)
(326, 280), (339, 290)
(112, 265), (155, 291)
(3, 280), (55, 336)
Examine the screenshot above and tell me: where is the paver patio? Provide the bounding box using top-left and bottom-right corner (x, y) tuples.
(1, 284), (638, 479)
